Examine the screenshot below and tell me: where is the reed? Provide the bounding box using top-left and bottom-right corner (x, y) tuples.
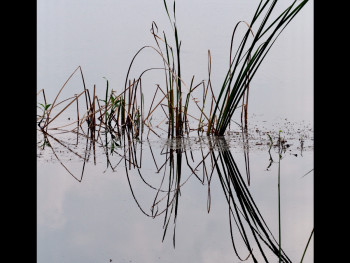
(161, 0), (184, 137)
(300, 228), (314, 263)
(208, 0), (309, 135)
(37, 1), (309, 141)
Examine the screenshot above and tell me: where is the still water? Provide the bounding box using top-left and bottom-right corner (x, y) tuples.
(37, 0), (313, 262)
(37, 121), (313, 263)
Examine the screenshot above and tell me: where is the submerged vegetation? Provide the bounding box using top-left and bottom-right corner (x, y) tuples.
(37, 0), (312, 262)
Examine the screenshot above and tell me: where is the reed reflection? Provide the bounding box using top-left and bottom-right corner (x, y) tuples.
(38, 123), (297, 262)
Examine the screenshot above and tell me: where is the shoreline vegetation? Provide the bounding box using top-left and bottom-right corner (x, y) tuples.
(37, 0), (309, 140)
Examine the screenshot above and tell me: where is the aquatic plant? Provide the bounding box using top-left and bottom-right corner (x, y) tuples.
(37, 0), (309, 142)
(207, 0), (309, 135)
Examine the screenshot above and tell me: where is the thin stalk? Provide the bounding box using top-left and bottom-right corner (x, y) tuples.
(300, 229), (314, 263)
(174, 24), (182, 137)
(164, 32), (174, 136)
(278, 130), (282, 263)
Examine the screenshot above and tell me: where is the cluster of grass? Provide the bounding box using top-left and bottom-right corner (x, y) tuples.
(208, 0), (309, 135)
(38, 0), (308, 141)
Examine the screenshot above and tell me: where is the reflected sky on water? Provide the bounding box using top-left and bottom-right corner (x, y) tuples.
(37, 128), (313, 262)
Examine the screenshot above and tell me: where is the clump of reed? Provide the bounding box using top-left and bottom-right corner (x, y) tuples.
(123, 0), (217, 138)
(37, 66), (144, 140)
(125, 0), (309, 137)
(36, 64), (147, 182)
(208, 0), (309, 135)
(37, 0), (309, 141)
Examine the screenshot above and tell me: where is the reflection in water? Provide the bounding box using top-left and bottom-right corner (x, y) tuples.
(38, 124), (309, 262)
(123, 132), (207, 248)
(209, 137), (290, 263)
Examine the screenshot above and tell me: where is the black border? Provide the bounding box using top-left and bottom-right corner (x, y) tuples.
(8, 0), (37, 262)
